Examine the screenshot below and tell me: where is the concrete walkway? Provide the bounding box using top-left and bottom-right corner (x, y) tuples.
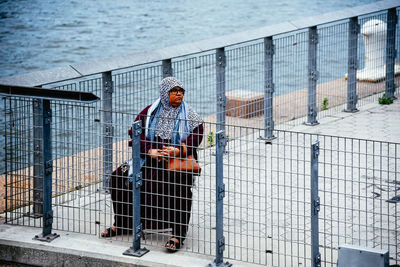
(289, 97), (400, 143)
(0, 98), (398, 267)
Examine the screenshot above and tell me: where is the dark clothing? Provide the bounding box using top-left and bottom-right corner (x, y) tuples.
(110, 105), (204, 242)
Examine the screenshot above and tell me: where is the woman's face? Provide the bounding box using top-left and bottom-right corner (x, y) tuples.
(169, 86), (185, 107)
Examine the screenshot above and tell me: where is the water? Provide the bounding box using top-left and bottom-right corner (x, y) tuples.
(0, 0), (382, 174)
(0, 0), (378, 78)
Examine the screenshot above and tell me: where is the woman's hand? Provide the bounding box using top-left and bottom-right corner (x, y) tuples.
(148, 149), (166, 162)
(161, 146), (180, 158)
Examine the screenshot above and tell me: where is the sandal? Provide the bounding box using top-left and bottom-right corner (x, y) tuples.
(165, 236), (182, 252)
(101, 226), (120, 237)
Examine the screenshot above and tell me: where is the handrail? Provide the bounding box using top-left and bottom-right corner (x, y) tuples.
(0, 84), (99, 103)
(0, 0), (398, 87)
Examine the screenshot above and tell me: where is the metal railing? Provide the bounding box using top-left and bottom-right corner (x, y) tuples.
(2, 99), (399, 265)
(1, 1), (399, 177)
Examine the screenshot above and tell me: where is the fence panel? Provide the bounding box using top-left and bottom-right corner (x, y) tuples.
(318, 136), (399, 266)
(2, 98), (399, 265)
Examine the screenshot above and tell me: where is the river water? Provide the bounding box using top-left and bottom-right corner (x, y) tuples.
(0, 0), (378, 78)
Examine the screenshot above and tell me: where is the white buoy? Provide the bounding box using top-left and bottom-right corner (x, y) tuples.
(357, 19), (400, 82)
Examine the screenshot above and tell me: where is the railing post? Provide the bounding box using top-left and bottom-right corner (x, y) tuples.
(162, 59), (173, 78)
(102, 71), (113, 191)
(306, 26), (319, 125)
(208, 131), (231, 267)
(263, 36), (276, 140)
(311, 141), (320, 267)
(216, 48), (226, 134)
(385, 8), (397, 100)
(123, 121), (149, 257)
(33, 99), (59, 242)
(32, 99), (43, 217)
(345, 17), (359, 112)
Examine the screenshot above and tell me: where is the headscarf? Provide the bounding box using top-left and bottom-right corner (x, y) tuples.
(150, 77), (202, 141)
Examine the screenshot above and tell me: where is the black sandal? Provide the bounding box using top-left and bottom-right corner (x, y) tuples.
(165, 236), (182, 252)
(101, 227), (119, 237)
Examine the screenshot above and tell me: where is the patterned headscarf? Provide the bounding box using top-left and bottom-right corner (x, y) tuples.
(155, 77), (202, 140)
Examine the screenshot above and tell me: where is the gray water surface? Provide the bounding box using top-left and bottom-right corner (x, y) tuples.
(0, 0), (378, 78)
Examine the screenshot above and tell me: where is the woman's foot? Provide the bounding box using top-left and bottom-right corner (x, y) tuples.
(101, 226), (118, 237)
(165, 237), (181, 252)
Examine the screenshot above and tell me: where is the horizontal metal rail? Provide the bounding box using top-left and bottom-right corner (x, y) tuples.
(0, 84), (99, 103)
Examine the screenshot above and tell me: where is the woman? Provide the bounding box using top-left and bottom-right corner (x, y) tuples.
(102, 77), (204, 252)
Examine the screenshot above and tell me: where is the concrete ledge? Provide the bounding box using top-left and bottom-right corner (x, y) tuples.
(0, 240), (148, 267)
(0, 224), (218, 267)
(226, 90), (264, 118)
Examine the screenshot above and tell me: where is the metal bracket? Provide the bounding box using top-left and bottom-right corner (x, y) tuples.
(313, 196), (320, 215)
(44, 117), (52, 125)
(217, 132), (227, 147)
(312, 142), (320, 158)
(217, 95), (226, 108)
(309, 71), (319, 81)
(135, 223), (143, 240)
(351, 23), (360, 35)
(133, 121), (142, 136)
(44, 210), (54, 226)
(123, 247), (149, 257)
(218, 184), (226, 201)
(104, 81), (114, 93)
(130, 172), (142, 188)
(308, 107), (317, 118)
(314, 252), (321, 267)
(105, 125), (114, 137)
(349, 59), (358, 70)
(45, 161), (53, 175)
(265, 120), (274, 131)
(217, 53), (226, 68)
(265, 83), (275, 94)
(33, 232), (60, 243)
(218, 236), (226, 254)
(265, 44), (275, 56)
(310, 32), (319, 44)
(43, 109), (52, 125)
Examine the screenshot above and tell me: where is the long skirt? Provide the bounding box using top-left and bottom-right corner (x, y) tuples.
(110, 161), (193, 242)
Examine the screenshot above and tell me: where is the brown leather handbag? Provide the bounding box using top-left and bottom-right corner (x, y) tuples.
(167, 154), (201, 175)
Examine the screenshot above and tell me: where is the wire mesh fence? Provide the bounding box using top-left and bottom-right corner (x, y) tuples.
(1, 7), (399, 177)
(1, 4), (399, 266)
(1, 97), (398, 265)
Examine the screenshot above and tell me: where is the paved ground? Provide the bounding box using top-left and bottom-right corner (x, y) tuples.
(290, 97), (400, 143)
(0, 98), (398, 267)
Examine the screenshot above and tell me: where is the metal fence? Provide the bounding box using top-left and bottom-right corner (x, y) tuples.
(1, 97), (398, 266)
(1, 1), (400, 266)
(1, 2), (400, 176)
